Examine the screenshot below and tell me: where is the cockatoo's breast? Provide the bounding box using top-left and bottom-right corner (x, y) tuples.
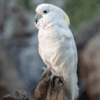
(38, 24), (70, 55)
(38, 26), (76, 76)
(38, 27), (61, 61)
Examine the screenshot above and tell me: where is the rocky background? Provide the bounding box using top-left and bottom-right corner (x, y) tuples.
(0, 0), (100, 100)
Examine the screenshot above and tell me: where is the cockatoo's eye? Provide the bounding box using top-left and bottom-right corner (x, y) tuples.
(43, 9), (49, 14)
(43, 10), (47, 13)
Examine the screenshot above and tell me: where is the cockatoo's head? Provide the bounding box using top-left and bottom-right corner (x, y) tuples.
(35, 4), (70, 29)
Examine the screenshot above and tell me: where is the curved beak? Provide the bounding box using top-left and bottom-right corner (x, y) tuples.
(35, 13), (42, 24)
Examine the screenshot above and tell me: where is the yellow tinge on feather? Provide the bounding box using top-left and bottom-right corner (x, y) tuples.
(64, 15), (70, 26)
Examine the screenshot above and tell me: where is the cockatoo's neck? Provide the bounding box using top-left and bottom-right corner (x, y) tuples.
(38, 20), (71, 40)
(37, 19), (69, 31)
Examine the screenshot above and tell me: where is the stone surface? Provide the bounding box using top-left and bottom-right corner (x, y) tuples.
(35, 69), (72, 100)
(2, 89), (29, 100)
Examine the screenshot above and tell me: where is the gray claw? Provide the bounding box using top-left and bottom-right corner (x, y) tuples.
(50, 74), (63, 88)
(50, 74), (58, 88)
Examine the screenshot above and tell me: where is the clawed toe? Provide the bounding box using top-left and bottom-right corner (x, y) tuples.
(50, 74), (59, 88)
(40, 67), (47, 72)
(50, 74), (64, 88)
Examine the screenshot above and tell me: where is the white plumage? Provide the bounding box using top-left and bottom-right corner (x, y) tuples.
(35, 4), (79, 99)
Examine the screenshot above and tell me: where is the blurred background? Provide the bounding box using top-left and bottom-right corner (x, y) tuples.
(0, 0), (100, 100)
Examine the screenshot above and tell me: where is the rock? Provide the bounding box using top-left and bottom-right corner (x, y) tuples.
(80, 33), (100, 99)
(0, 86), (7, 99)
(35, 69), (72, 100)
(2, 89), (29, 100)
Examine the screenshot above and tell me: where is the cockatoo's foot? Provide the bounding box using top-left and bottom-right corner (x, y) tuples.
(50, 74), (63, 88)
(40, 67), (51, 81)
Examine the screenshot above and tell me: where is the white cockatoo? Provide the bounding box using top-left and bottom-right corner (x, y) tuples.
(34, 4), (79, 100)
